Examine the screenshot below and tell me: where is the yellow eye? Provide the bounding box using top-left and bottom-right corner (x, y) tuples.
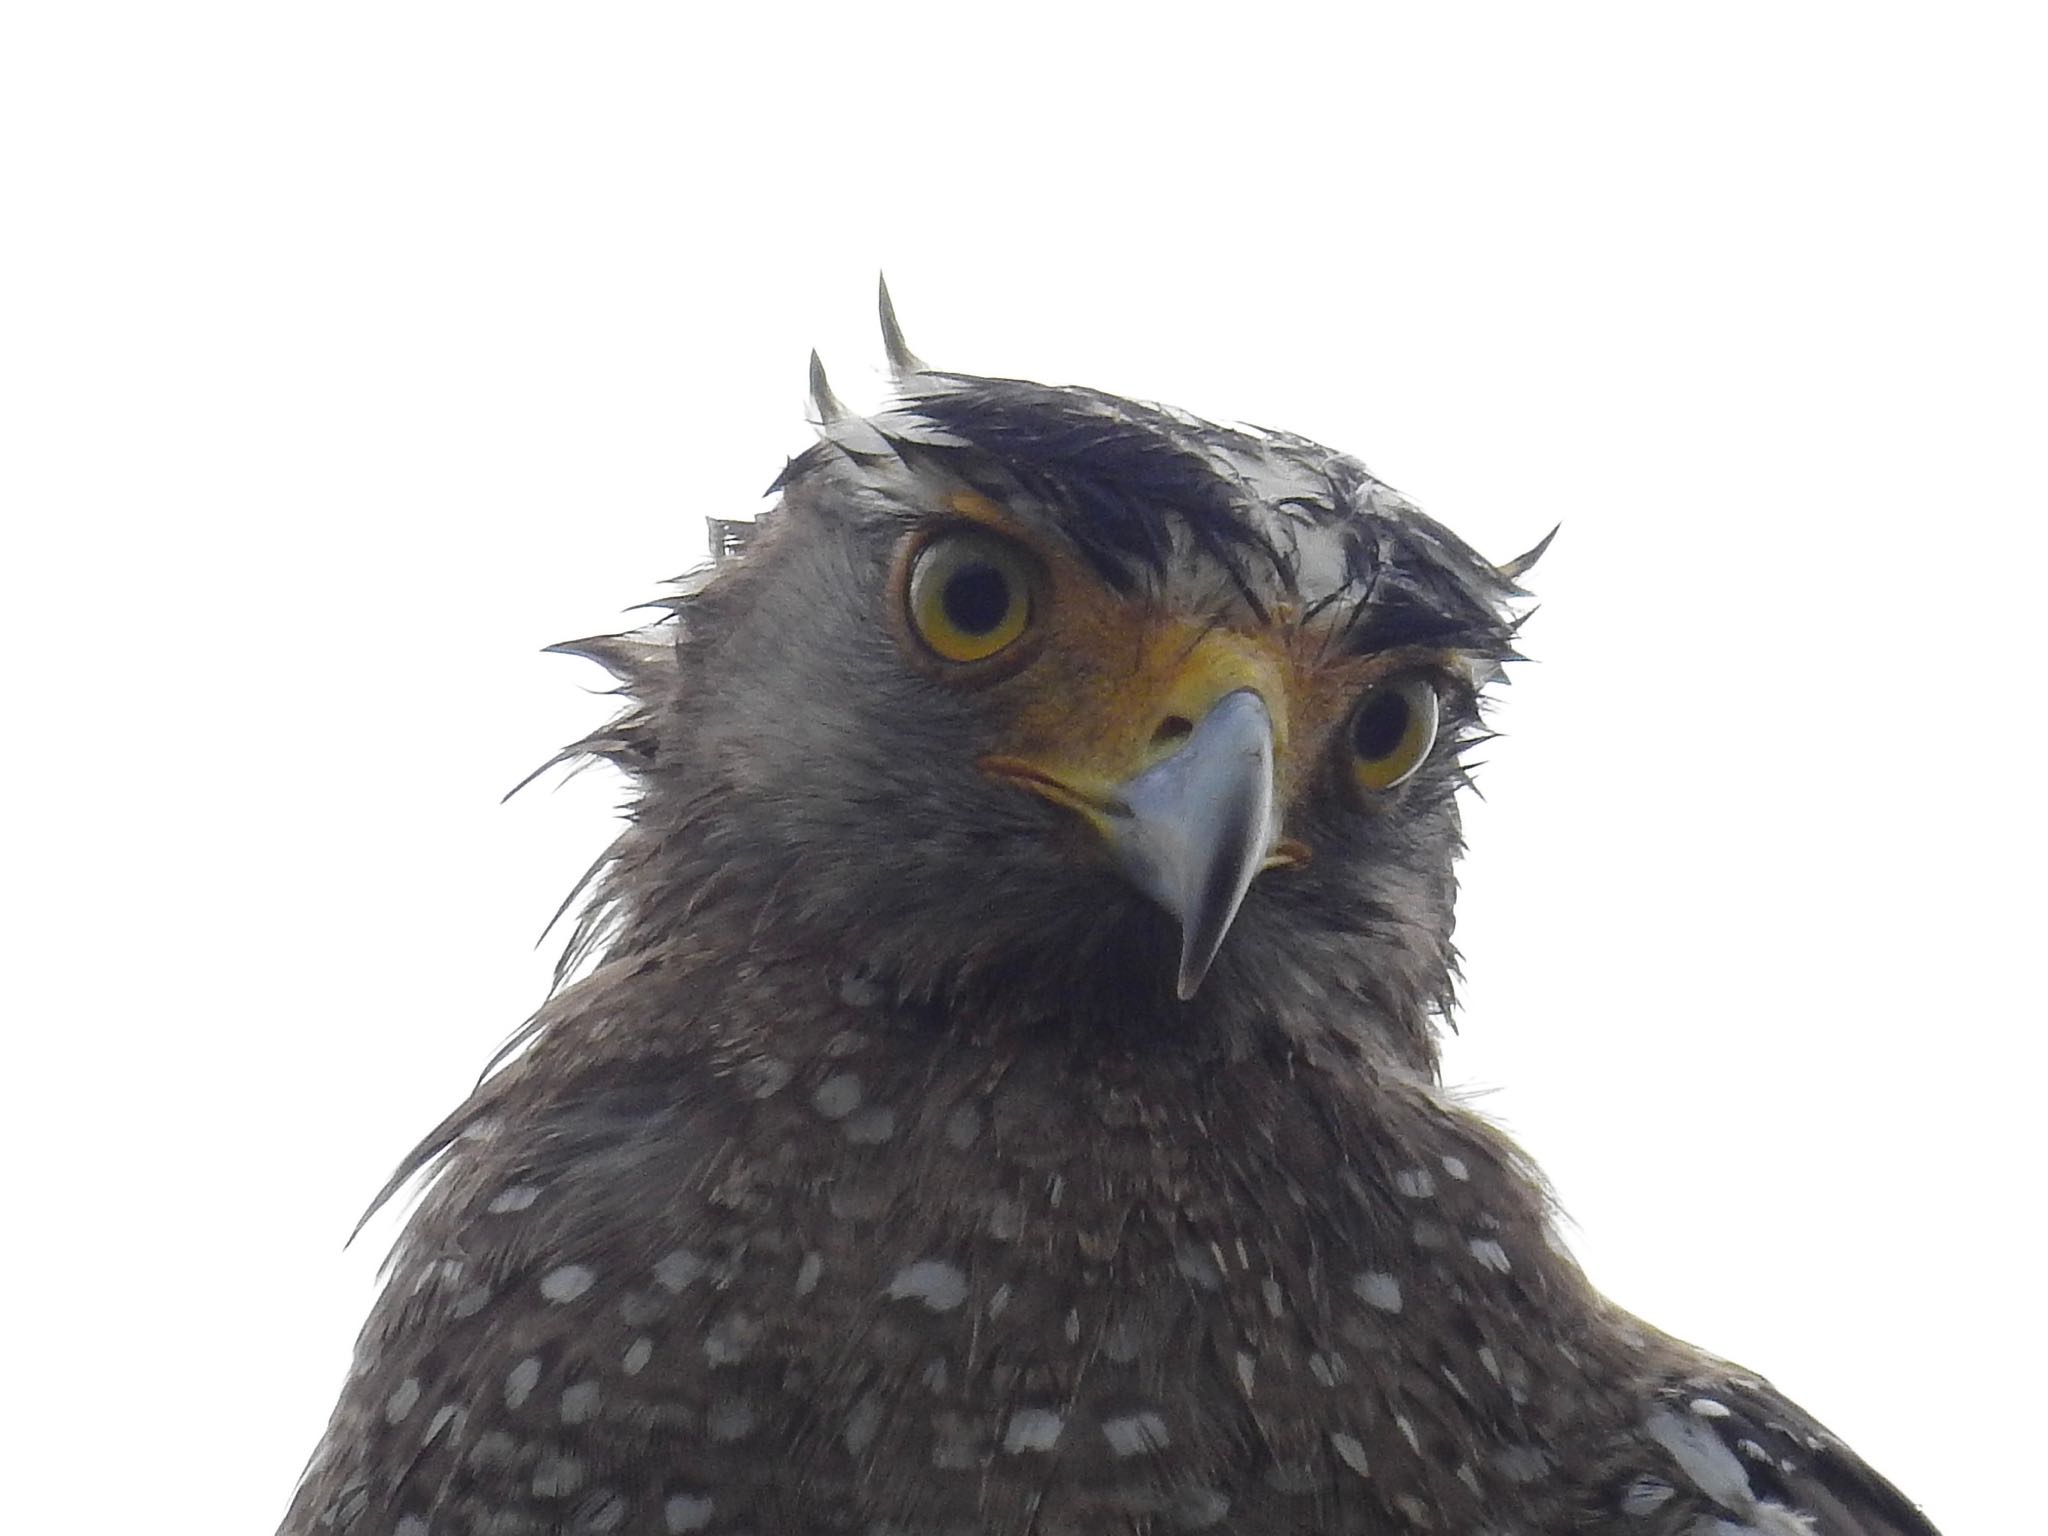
(906, 529), (1036, 663)
(1348, 676), (1441, 792)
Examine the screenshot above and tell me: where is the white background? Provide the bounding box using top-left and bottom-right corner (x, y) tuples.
(5, 6), (2040, 1533)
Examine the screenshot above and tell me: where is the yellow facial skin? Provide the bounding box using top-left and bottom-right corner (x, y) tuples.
(894, 491), (1452, 862)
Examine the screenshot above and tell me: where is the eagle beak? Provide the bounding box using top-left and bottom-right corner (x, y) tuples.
(1101, 689), (1280, 1000)
(977, 628), (1297, 1000)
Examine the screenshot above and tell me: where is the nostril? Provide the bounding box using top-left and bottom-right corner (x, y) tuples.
(1152, 715), (1194, 747)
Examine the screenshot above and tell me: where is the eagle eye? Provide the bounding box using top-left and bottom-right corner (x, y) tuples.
(1348, 676), (1441, 792)
(906, 530), (1036, 664)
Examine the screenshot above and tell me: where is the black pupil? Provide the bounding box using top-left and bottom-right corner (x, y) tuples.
(942, 562), (1012, 636)
(1352, 691), (1411, 760)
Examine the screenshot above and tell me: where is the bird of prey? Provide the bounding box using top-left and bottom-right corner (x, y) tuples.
(282, 286), (1940, 1536)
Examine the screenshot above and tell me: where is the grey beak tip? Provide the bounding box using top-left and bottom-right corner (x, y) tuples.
(1174, 919), (1227, 1001)
(1108, 688), (1278, 1003)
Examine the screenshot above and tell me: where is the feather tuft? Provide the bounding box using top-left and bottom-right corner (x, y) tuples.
(877, 273), (925, 376)
(807, 350), (846, 424)
(1497, 524), (1559, 585)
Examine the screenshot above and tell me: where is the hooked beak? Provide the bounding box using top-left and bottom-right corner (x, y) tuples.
(1104, 688), (1280, 998)
(977, 617), (1298, 1000)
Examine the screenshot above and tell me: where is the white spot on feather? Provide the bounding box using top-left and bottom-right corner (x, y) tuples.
(540, 1264), (596, 1303)
(664, 1494), (713, 1532)
(837, 971), (883, 1007)
(1467, 1238), (1512, 1272)
(703, 1312), (758, 1365)
(1174, 1245), (1222, 1290)
(561, 1380), (600, 1423)
(384, 1377), (420, 1424)
(885, 1259), (968, 1312)
(1173, 1487), (1229, 1528)
(1353, 1271), (1403, 1312)
(812, 1073), (862, 1119)
(842, 1394), (882, 1455)
(1493, 1445), (1551, 1483)
(654, 1249), (705, 1292)
(1330, 1432), (1371, 1477)
(531, 1455), (584, 1497)
(707, 1397), (754, 1440)
(1003, 1407), (1064, 1453)
(504, 1357), (540, 1409)
(844, 1106), (896, 1144)
(450, 1286), (490, 1319)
